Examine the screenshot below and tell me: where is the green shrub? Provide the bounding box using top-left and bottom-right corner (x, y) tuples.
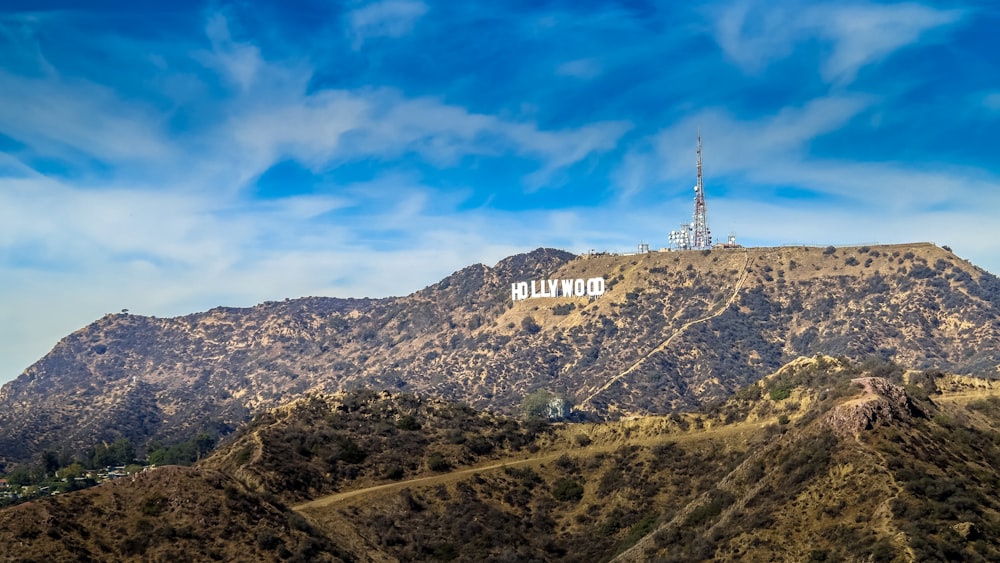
(770, 387), (792, 401)
(552, 303), (575, 316)
(140, 494), (166, 516)
(233, 447), (252, 466)
(426, 453), (449, 472)
(551, 478), (584, 502)
(684, 490), (734, 527)
(396, 415), (420, 431)
(521, 317), (541, 334)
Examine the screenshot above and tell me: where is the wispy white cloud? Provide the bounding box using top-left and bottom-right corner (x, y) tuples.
(184, 12), (633, 189)
(0, 70), (171, 164)
(0, 10), (629, 192)
(202, 12), (265, 91)
(212, 84), (630, 190)
(615, 95), (870, 195)
(983, 91), (1000, 112)
(817, 3), (962, 83)
(0, 6), (637, 381)
(348, 0), (428, 49)
(617, 94), (1000, 214)
(713, 1), (962, 83)
(0, 170), (583, 381)
(711, 198), (1000, 270)
(0, 0), (997, 388)
(556, 58), (602, 79)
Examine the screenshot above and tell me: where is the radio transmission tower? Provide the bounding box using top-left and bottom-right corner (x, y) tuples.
(669, 132), (712, 250)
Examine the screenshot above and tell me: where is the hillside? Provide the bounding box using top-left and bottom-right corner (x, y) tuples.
(8, 356), (1000, 561)
(280, 357), (1000, 562)
(0, 465), (348, 562)
(201, 390), (556, 504)
(2, 243), (1000, 465)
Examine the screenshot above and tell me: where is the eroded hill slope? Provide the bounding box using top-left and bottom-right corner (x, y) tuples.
(2, 243), (999, 465)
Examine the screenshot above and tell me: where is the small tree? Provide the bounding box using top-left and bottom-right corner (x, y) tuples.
(7, 467), (34, 487)
(92, 438), (135, 467)
(521, 316), (541, 334)
(426, 453), (449, 472)
(770, 387), (792, 401)
(40, 450), (60, 477)
(551, 478), (584, 502)
(56, 462), (85, 480)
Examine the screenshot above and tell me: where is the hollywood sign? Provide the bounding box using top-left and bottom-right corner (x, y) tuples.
(511, 278), (606, 303)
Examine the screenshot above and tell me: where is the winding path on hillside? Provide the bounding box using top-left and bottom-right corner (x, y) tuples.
(862, 438), (917, 563)
(293, 386), (1000, 562)
(578, 250), (755, 410)
(293, 417), (766, 514)
(294, 251), (761, 517)
(294, 454), (561, 512)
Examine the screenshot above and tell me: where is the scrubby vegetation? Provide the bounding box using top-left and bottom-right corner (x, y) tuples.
(10, 363), (1000, 561)
(876, 397), (1000, 561)
(206, 389), (553, 503)
(5, 243), (1000, 469)
(0, 466), (348, 562)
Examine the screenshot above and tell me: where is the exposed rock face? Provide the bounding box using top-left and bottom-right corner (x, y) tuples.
(953, 521), (982, 541)
(824, 377), (923, 436)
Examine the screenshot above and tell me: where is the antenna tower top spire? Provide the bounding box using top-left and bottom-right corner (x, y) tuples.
(690, 132), (711, 249)
(668, 131), (713, 250)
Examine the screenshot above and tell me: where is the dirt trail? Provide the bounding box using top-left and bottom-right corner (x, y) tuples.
(293, 416), (767, 514)
(612, 427), (793, 563)
(292, 375), (1000, 555)
(578, 250), (754, 409)
(864, 439), (917, 562)
(303, 387), (1000, 513)
(295, 454), (561, 512)
(931, 391), (1000, 403)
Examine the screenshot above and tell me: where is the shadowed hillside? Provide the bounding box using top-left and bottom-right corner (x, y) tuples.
(6, 356), (1000, 561)
(287, 358), (1000, 562)
(0, 465), (348, 562)
(201, 389), (556, 504)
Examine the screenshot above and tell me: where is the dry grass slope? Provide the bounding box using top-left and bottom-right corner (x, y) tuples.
(7, 356), (1000, 561)
(3, 242), (999, 467)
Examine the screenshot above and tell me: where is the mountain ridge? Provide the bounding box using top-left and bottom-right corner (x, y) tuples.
(2, 242), (999, 466)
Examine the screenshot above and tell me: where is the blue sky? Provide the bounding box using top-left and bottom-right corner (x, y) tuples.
(1, 0), (998, 383)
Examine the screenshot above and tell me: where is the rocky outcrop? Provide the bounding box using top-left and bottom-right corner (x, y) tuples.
(824, 377), (923, 436)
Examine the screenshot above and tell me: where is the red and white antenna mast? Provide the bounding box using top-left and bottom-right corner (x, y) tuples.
(668, 131), (713, 250)
(691, 131), (712, 249)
